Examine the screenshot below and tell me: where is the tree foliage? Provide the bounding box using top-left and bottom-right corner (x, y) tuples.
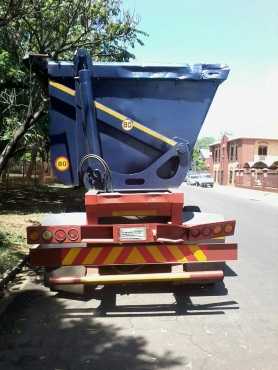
(0, 0), (146, 176)
(192, 136), (215, 171)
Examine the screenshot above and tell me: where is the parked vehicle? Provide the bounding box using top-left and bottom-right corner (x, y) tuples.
(26, 50), (237, 296)
(195, 173), (214, 187)
(186, 173), (199, 185)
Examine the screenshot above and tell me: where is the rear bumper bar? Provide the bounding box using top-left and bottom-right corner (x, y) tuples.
(48, 270), (224, 285)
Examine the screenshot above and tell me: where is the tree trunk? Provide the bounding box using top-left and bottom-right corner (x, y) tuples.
(26, 145), (39, 181)
(0, 103), (45, 177)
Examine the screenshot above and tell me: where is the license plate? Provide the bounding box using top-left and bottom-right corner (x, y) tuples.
(119, 227), (146, 241)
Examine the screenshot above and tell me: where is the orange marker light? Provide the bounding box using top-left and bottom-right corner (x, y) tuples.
(29, 231), (39, 242)
(224, 224), (234, 234)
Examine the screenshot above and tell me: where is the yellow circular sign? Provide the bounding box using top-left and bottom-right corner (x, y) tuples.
(55, 156), (69, 172)
(122, 119), (134, 131)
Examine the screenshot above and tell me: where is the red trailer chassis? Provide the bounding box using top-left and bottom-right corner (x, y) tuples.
(27, 191), (237, 286)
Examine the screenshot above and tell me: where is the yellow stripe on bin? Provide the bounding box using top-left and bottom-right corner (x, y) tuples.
(83, 247), (102, 265)
(62, 248), (81, 265)
(103, 247), (124, 265)
(147, 246), (166, 263)
(189, 245), (207, 262)
(170, 246), (188, 262)
(48, 80), (176, 147)
(95, 101), (176, 147)
(49, 81), (76, 96)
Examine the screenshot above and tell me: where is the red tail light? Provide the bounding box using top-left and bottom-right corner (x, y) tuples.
(188, 220), (235, 241)
(55, 229), (66, 242)
(68, 228), (79, 241)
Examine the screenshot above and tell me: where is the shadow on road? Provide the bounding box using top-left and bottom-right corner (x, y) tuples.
(55, 282), (239, 318)
(0, 185), (85, 214)
(0, 288), (183, 370)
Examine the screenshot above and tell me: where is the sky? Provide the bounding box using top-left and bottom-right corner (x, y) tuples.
(123, 0), (278, 140)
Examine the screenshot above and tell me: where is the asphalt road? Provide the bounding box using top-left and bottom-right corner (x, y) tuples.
(1, 185), (278, 370)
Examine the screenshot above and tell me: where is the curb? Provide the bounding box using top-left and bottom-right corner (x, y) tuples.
(0, 256), (28, 317)
(0, 255), (28, 290)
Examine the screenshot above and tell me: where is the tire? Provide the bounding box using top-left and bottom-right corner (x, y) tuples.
(183, 205), (201, 212)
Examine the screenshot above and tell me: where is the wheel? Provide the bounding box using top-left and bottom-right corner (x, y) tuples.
(183, 205), (201, 212)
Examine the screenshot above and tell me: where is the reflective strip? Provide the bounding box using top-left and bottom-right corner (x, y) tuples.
(170, 246), (188, 262)
(62, 248), (81, 265)
(82, 247), (102, 264)
(48, 80), (176, 147)
(189, 245), (207, 262)
(61, 245), (208, 266)
(125, 248), (145, 264)
(147, 246), (166, 262)
(103, 246), (124, 265)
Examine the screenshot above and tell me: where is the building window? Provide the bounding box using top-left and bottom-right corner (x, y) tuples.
(228, 144), (238, 161)
(258, 145), (267, 156)
(229, 170), (233, 184)
(214, 148), (220, 163)
(229, 145), (234, 161)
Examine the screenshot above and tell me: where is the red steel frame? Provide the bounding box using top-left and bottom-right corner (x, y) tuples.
(27, 191), (238, 275)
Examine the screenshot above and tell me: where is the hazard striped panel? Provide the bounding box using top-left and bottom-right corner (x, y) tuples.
(30, 243), (237, 268)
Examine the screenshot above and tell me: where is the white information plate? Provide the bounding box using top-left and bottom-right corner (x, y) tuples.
(119, 227), (147, 241)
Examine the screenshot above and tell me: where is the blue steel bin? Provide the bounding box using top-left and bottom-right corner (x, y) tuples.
(48, 57), (229, 190)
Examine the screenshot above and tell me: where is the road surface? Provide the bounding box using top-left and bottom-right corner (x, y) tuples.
(1, 185), (278, 370)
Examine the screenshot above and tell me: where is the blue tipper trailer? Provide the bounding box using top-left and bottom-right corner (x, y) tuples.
(27, 50), (237, 296)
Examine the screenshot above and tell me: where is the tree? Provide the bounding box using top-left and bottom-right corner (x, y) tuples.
(0, 0), (146, 176)
(192, 136), (215, 171)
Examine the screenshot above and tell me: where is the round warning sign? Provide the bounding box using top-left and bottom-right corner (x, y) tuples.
(55, 156), (69, 172)
(122, 119), (134, 131)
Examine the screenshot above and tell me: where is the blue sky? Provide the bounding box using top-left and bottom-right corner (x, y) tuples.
(123, 0), (278, 139)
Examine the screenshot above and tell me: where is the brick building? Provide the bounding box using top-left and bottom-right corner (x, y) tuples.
(209, 135), (278, 187)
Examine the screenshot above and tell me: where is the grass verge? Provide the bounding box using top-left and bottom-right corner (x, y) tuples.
(0, 182), (84, 279)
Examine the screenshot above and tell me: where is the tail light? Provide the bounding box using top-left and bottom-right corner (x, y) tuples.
(55, 229), (66, 242)
(42, 230), (53, 241)
(27, 226), (81, 244)
(68, 228), (79, 241)
(188, 221), (235, 241)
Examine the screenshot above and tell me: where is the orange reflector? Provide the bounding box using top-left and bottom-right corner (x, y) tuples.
(29, 231), (39, 242)
(42, 230), (53, 241)
(224, 224), (233, 233)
